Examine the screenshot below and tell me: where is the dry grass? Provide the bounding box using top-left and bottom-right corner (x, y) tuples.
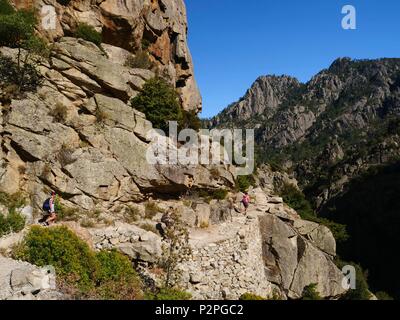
(139, 223), (159, 235)
(50, 102), (68, 123)
(57, 144), (76, 167)
(95, 108), (108, 125)
(17, 164), (26, 175)
(124, 206), (141, 223)
(145, 202), (164, 220)
(200, 221), (209, 229)
(125, 51), (154, 70)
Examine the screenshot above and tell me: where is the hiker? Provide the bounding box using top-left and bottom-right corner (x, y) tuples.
(241, 192), (251, 214)
(42, 191), (57, 226)
(162, 207), (175, 228)
(158, 206), (175, 238)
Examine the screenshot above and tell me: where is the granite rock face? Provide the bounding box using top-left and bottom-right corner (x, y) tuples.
(11, 0), (201, 112)
(0, 37), (234, 213)
(0, 256), (62, 300)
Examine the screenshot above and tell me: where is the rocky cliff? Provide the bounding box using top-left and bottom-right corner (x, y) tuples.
(0, 1), (351, 301)
(210, 57), (400, 299)
(210, 58), (400, 208)
(12, 0), (201, 112)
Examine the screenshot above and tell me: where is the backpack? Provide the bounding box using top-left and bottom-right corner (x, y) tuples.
(42, 198), (51, 211)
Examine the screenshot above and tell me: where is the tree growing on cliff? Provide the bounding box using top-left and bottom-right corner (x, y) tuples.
(158, 209), (191, 289)
(131, 77), (183, 133)
(131, 77), (202, 133)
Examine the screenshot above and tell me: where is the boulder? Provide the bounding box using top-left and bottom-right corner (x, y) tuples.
(260, 214), (346, 299)
(0, 256), (60, 300)
(90, 224), (162, 263)
(288, 237), (346, 299)
(293, 220), (336, 256)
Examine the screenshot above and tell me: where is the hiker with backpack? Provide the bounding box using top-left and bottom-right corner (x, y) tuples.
(241, 192), (251, 215)
(157, 206), (175, 239)
(42, 191), (57, 226)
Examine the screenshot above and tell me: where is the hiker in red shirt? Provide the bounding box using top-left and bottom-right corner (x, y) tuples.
(241, 192), (250, 214)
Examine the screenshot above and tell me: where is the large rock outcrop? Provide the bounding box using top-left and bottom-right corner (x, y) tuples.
(11, 0), (201, 112)
(209, 58), (400, 208)
(0, 256), (62, 300)
(0, 37), (234, 212)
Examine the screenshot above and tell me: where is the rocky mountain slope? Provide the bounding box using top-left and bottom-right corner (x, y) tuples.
(210, 57), (400, 299)
(0, 185), (349, 300)
(0, 0), (352, 300)
(210, 58), (400, 208)
(12, 0), (201, 112)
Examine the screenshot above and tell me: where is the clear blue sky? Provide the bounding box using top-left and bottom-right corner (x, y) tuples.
(185, 0), (400, 118)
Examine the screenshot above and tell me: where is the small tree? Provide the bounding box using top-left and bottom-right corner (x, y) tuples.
(181, 110), (202, 131)
(0, 5), (48, 91)
(125, 50), (154, 70)
(302, 283), (322, 300)
(131, 77), (183, 133)
(158, 210), (191, 288)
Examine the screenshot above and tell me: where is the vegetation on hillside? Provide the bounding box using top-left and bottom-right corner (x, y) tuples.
(0, 192), (26, 237)
(74, 23), (102, 46)
(323, 163), (400, 299)
(279, 183), (349, 243)
(13, 226), (143, 300)
(0, 0), (48, 97)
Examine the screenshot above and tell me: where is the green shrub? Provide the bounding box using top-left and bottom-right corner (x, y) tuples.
(198, 189), (228, 203)
(211, 189), (228, 200)
(236, 175), (254, 192)
(145, 202), (164, 219)
(94, 250), (142, 300)
(14, 226), (98, 289)
(0, 55), (42, 94)
(0, 8), (46, 93)
(181, 110), (202, 131)
(0, 192), (26, 212)
(279, 183), (349, 243)
(4, 211), (25, 233)
(239, 293), (266, 300)
(335, 260), (372, 301)
(302, 283), (322, 300)
(56, 0), (72, 5)
(280, 183), (314, 218)
(0, 0), (15, 15)
(14, 226), (143, 299)
(0, 213), (24, 237)
(268, 160), (283, 172)
(375, 291), (394, 301)
(0, 192), (26, 237)
(96, 250), (136, 282)
(146, 287), (192, 300)
(131, 77), (183, 133)
(125, 50), (154, 70)
(54, 197), (78, 221)
(0, 10), (36, 47)
(74, 23), (102, 46)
